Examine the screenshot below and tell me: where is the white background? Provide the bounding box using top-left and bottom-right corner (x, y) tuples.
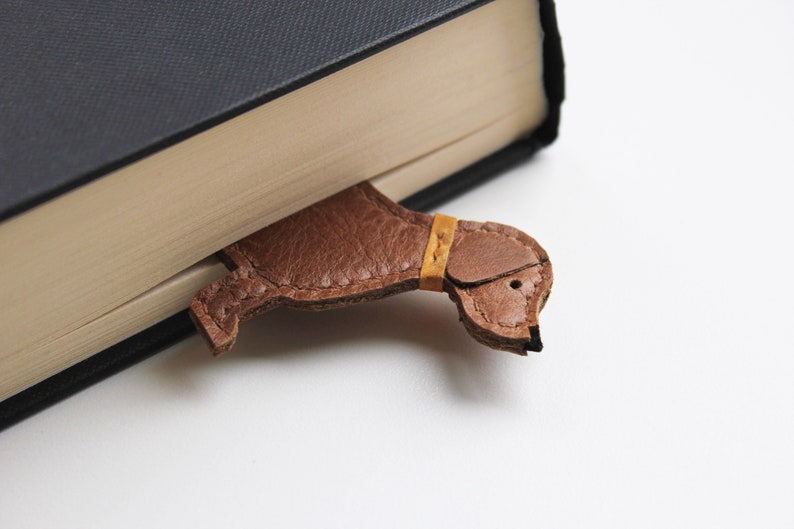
(2, 1), (793, 527)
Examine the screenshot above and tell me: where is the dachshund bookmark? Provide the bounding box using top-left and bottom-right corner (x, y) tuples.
(190, 182), (552, 356)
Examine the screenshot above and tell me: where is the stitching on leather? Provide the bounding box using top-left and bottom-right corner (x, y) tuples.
(464, 264), (548, 329)
(205, 184), (426, 330)
(468, 290), (525, 329)
(202, 267), (266, 330)
(458, 222), (535, 251)
(201, 184), (540, 331)
(448, 224), (543, 287)
(231, 186), (538, 292)
(205, 267), (418, 330)
(232, 184), (425, 288)
(355, 184), (427, 229)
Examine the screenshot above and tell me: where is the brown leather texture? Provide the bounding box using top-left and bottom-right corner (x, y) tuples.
(190, 182), (552, 356)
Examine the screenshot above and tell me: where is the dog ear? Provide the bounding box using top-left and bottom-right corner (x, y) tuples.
(446, 226), (541, 286)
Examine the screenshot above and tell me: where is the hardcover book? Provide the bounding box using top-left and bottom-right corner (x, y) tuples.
(0, 0), (563, 429)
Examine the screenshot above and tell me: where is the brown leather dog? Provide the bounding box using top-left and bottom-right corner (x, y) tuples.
(191, 182), (552, 356)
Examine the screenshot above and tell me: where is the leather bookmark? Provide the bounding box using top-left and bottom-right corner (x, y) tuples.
(190, 182), (552, 356)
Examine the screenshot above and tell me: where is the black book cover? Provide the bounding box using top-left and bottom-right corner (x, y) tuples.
(0, 0), (563, 429)
(3, 0), (524, 221)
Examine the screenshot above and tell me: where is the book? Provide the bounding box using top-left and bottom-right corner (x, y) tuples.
(0, 0), (564, 429)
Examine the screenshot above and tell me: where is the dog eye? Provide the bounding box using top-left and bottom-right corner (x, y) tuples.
(510, 280), (522, 289)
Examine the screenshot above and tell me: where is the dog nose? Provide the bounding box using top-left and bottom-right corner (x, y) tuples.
(523, 325), (543, 353)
